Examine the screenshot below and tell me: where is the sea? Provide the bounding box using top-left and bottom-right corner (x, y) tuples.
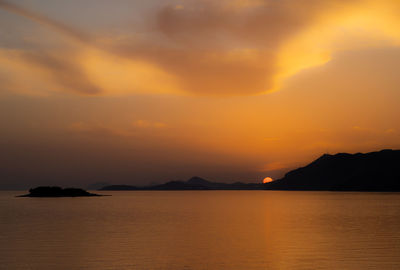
(1, 191), (400, 270)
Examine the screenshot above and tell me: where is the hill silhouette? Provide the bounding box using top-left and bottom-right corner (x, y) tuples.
(101, 150), (400, 191)
(264, 149), (400, 191)
(86, 182), (111, 190)
(101, 176), (263, 190)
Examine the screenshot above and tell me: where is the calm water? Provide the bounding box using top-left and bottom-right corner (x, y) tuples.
(1, 191), (400, 270)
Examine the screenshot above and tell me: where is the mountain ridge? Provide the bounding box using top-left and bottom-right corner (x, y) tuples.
(100, 149), (400, 191)
(100, 176), (263, 190)
(264, 149), (400, 191)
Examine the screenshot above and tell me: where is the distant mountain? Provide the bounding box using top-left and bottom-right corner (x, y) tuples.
(100, 177), (264, 190)
(99, 185), (140, 191)
(86, 182), (111, 190)
(186, 176), (213, 186)
(18, 186), (107, 197)
(264, 149), (400, 191)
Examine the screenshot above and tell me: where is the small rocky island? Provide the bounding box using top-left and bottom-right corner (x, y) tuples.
(18, 186), (107, 197)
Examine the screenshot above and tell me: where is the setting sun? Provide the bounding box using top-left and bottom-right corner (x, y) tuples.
(263, 177), (273, 184)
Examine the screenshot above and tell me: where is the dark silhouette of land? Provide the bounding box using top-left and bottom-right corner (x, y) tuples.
(100, 150), (400, 191)
(18, 186), (107, 197)
(264, 149), (400, 191)
(100, 176), (264, 190)
(86, 182), (111, 191)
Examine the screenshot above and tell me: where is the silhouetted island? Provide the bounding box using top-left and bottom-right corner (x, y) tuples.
(264, 149), (400, 191)
(18, 186), (107, 197)
(100, 176), (264, 191)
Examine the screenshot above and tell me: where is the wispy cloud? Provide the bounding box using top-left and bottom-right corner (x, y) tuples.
(0, 0), (91, 44)
(68, 120), (167, 138)
(259, 161), (291, 172)
(132, 120), (167, 128)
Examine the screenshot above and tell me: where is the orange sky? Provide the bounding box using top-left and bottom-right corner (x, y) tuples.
(0, 0), (399, 188)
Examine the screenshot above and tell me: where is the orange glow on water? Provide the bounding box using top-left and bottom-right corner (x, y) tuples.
(263, 177), (273, 184)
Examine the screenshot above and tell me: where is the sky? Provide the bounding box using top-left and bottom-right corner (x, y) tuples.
(0, 0), (400, 189)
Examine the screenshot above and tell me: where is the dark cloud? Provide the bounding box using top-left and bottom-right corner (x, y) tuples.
(154, 1), (320, 48)
(112, 0), (356, 95)
(22, 51), (101, 95)
(113, 43), (275, 95)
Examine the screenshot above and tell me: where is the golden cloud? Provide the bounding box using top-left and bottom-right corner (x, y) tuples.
(1, 0), (400, 96)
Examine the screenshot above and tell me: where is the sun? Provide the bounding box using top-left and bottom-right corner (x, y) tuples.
(263, 177), (273, 184)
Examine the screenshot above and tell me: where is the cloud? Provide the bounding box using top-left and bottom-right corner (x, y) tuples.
(132, 120), (167, 128)
(120, 0), (330, 95)
(115, 45), (275, 95)
(68, 120), (167, 138)
(259, 161), (290, 171)
(0, 0), (91, 44)
(2, 0), (400, 96)
(0, 1), (106, 95)
(154, 0), (322, 47)
(22, 50), (101, 95)
(68, 122), (134, 137)
(111, 0), (381, 95)
(108, 0), (344, 95)
(0, 48), (101, 95)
